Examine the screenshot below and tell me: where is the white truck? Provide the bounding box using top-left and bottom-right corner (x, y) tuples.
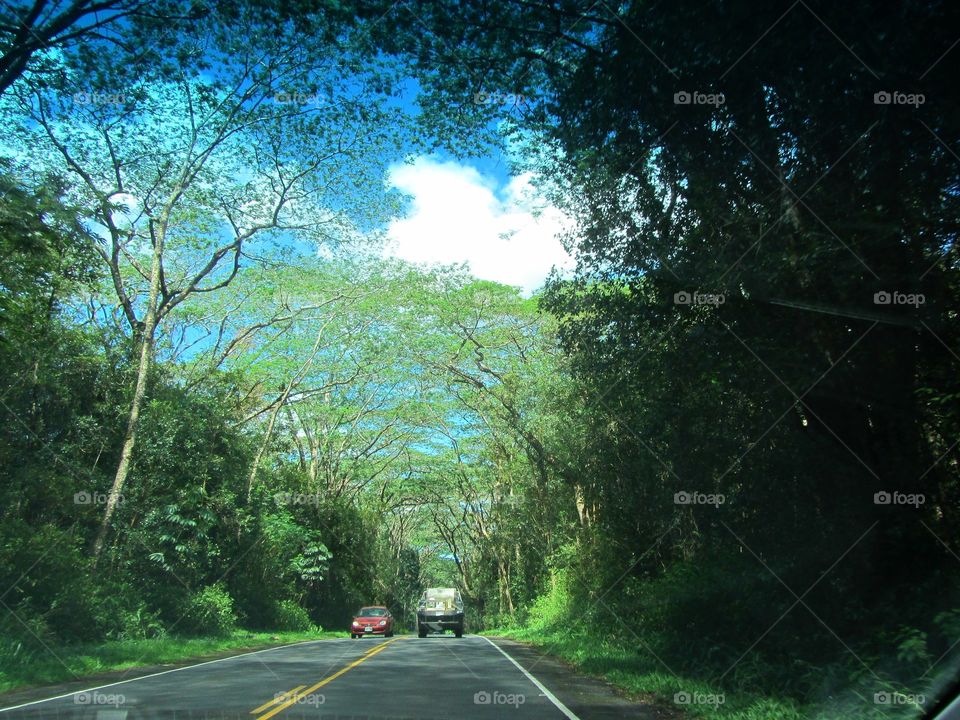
(416, 587), (465, 638)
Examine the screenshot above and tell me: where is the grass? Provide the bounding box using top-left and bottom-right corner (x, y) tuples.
(481, 625), (922, 720)
(0, 629), (342, 695)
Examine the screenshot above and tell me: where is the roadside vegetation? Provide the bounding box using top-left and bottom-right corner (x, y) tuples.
(0, 1), (957, 718)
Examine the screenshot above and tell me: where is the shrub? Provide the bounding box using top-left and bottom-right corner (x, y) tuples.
(110, 603), (167, 641)
(272, 600), (317, 632)
(526, 568), (573, 630)
(181, 583), (237, 636)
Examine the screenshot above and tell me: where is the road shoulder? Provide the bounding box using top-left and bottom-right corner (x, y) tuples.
(485, 636), (682, 720)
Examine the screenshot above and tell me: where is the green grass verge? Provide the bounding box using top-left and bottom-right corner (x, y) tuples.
(0, 630), (342, 695)
(481, 626), (920, 720)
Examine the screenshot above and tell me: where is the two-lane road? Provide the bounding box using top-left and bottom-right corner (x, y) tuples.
(0, 636), (666, 720)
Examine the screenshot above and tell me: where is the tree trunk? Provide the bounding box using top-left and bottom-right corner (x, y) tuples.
(574, 483), (591, 527)
(247, 394), (286, 501)
(498, 555), (515, 616)
(91, 225), (165, 564)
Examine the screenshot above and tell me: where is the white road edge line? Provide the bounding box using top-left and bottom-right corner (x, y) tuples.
(0, 638), (335, 713)
(480, 636), (582, 720)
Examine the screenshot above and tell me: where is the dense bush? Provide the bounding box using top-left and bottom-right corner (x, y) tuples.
(180, 584), (237, 637)
(271, 601), (317, 632)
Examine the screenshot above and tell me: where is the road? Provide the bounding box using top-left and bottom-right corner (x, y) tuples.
(0, 635), (669, 720)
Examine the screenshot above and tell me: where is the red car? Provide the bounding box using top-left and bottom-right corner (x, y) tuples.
(350, 606), (394, 638)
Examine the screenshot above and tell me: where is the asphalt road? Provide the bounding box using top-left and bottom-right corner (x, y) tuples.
(0, 635), (670, 720)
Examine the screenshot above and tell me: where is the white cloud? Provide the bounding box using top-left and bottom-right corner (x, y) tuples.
(384, 157), (573, 295)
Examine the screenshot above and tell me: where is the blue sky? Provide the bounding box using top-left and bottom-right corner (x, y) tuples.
(10, 39), (574, 298)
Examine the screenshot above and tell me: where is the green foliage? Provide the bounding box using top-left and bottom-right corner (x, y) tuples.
(109, 603), (168, 642)
(0, 170), (99, 347)
(895, 629), (930, 668)
(289, 540), (333, 587)
(271, 601), (317, 632)
(181, 584), (237, 637)
(525, 569), (573, 630)
(408, 0), (960, 715)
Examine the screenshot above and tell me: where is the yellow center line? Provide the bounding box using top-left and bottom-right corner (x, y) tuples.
(250, 685), (306, 715)
(361, 639), (392, 655)
(254, 638), (401, 720)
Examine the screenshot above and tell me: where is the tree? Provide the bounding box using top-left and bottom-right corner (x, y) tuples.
(0, 169), (98, 345)
(401, 0), (960, 698)
(0, 0), (202, 96)
(5, 3), (418, 561)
